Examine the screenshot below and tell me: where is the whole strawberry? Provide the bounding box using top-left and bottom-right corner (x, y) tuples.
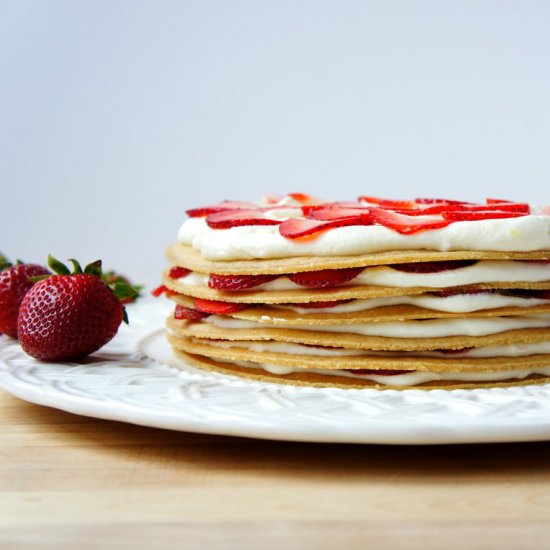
(17, 256), (138, 361)
(0, 258), (51, 338)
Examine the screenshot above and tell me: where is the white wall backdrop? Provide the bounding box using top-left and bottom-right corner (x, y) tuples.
(1, 0), (549, 286)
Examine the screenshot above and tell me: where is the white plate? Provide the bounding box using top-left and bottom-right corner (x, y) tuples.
(2, 299), (550, 444)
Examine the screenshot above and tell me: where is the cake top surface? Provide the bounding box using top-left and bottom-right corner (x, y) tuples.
(177, 193), (550, 261)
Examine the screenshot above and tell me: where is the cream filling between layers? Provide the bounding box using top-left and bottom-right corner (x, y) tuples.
(205, 314), (550, 338)
(284, 294), (550, 313)
(212, 358), (550, 386)
(178, 215), (550, 261)
(195, 339), (550, 358)
(176, 260), (549, 291)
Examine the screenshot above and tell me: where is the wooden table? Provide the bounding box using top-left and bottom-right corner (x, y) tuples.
(2, 389), (550, 550)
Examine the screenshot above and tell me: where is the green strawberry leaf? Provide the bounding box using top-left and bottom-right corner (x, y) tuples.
(111, 281), (138, 301)
(67, 259), (83, 274)
(47, 255), (71, 275)
(84, 260), (103, 277)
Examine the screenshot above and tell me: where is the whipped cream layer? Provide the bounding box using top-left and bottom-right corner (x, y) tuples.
(179, 215), (550, 261)
(206, 314), (550, 338)
(284, 293), (550, 313)
(200, 339), (550, 358)
(177, 260), (549, 291)
(215, 358), (550, 386)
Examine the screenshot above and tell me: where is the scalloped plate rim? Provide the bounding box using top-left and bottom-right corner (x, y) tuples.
(1, 300), (550, 444)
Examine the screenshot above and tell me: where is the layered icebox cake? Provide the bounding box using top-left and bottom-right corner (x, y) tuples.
(156, 193), (550, 389)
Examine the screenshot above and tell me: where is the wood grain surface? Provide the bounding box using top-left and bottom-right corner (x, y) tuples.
(2, 389), (550, 549)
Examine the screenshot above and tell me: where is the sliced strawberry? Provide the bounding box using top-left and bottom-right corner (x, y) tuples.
(194, 298), (247, 315)
(442, 210), (528, 221)
(301, 201), (366, 216)
(151, 285), (169, 297)
(296, 300), (352, 308)
(174, 305), (209, 321)
(151, 285), (177, 298)
(208, 273), (279, 290)
(206, 209), (283, 229)
(288, 193), (322, 204)
(389, 260), (477, 273)
(444, 203), (529, 213)
(279, 215), (371, 239)
(415, 198), (471, 205)
(169, 266), (191, 279)
(307, 206), (373, 221)
(348, 369), (413, 376)
(388, 205), (449, 216)
(486, 198), (514, 204)
(288, 267), (363, 288)
(186, 201), (257, 218)
(503, 289), (550, 300)
(370, 208), (452, 234)
(358, 196), (416, 208)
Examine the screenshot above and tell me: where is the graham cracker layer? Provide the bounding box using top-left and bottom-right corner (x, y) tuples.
(167, 243), (550, 275)
(175, 350), (550, 390)
(169, 293), (550, 323)
(163, 271), (550, 304)
(167, 317), (550, 351)
(168, 334), (550, 373)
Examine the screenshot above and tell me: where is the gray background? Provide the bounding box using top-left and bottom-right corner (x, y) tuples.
(1, 0), (549, 287)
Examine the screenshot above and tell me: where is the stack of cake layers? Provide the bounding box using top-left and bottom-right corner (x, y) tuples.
(162, 196), (550, 389)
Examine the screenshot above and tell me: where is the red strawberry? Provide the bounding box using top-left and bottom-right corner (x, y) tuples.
(445, 203), (529, 213)
(358, 196), (417, 209)
(288, 267), (363, 288)
(287, 193), (323, 205)
(296, 300), (352, 308)
(0, 262), (51, 338)
(168, 266), (191, 279)
(370, 208), (452, 234)
(206, 209), (283, 229)
(208, 273), (279, 290)
(17, 257), (138, 361)
(415, 198), (471, 205)
(307, 206), (372, 221)
(485, 198), (514, 204)
(279, 215), (371, 239)
(151, 285), (178, 298)
(151, 285), (169, 297)
(186, 201), (257, 217)
(174, 305), (209, 321)
(386, 205), (449, 216)
(442, 210), (528, 221)
(389, 260), (477, 273)
(194, 299), (247, 315)
(301, 201), (365, 216)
